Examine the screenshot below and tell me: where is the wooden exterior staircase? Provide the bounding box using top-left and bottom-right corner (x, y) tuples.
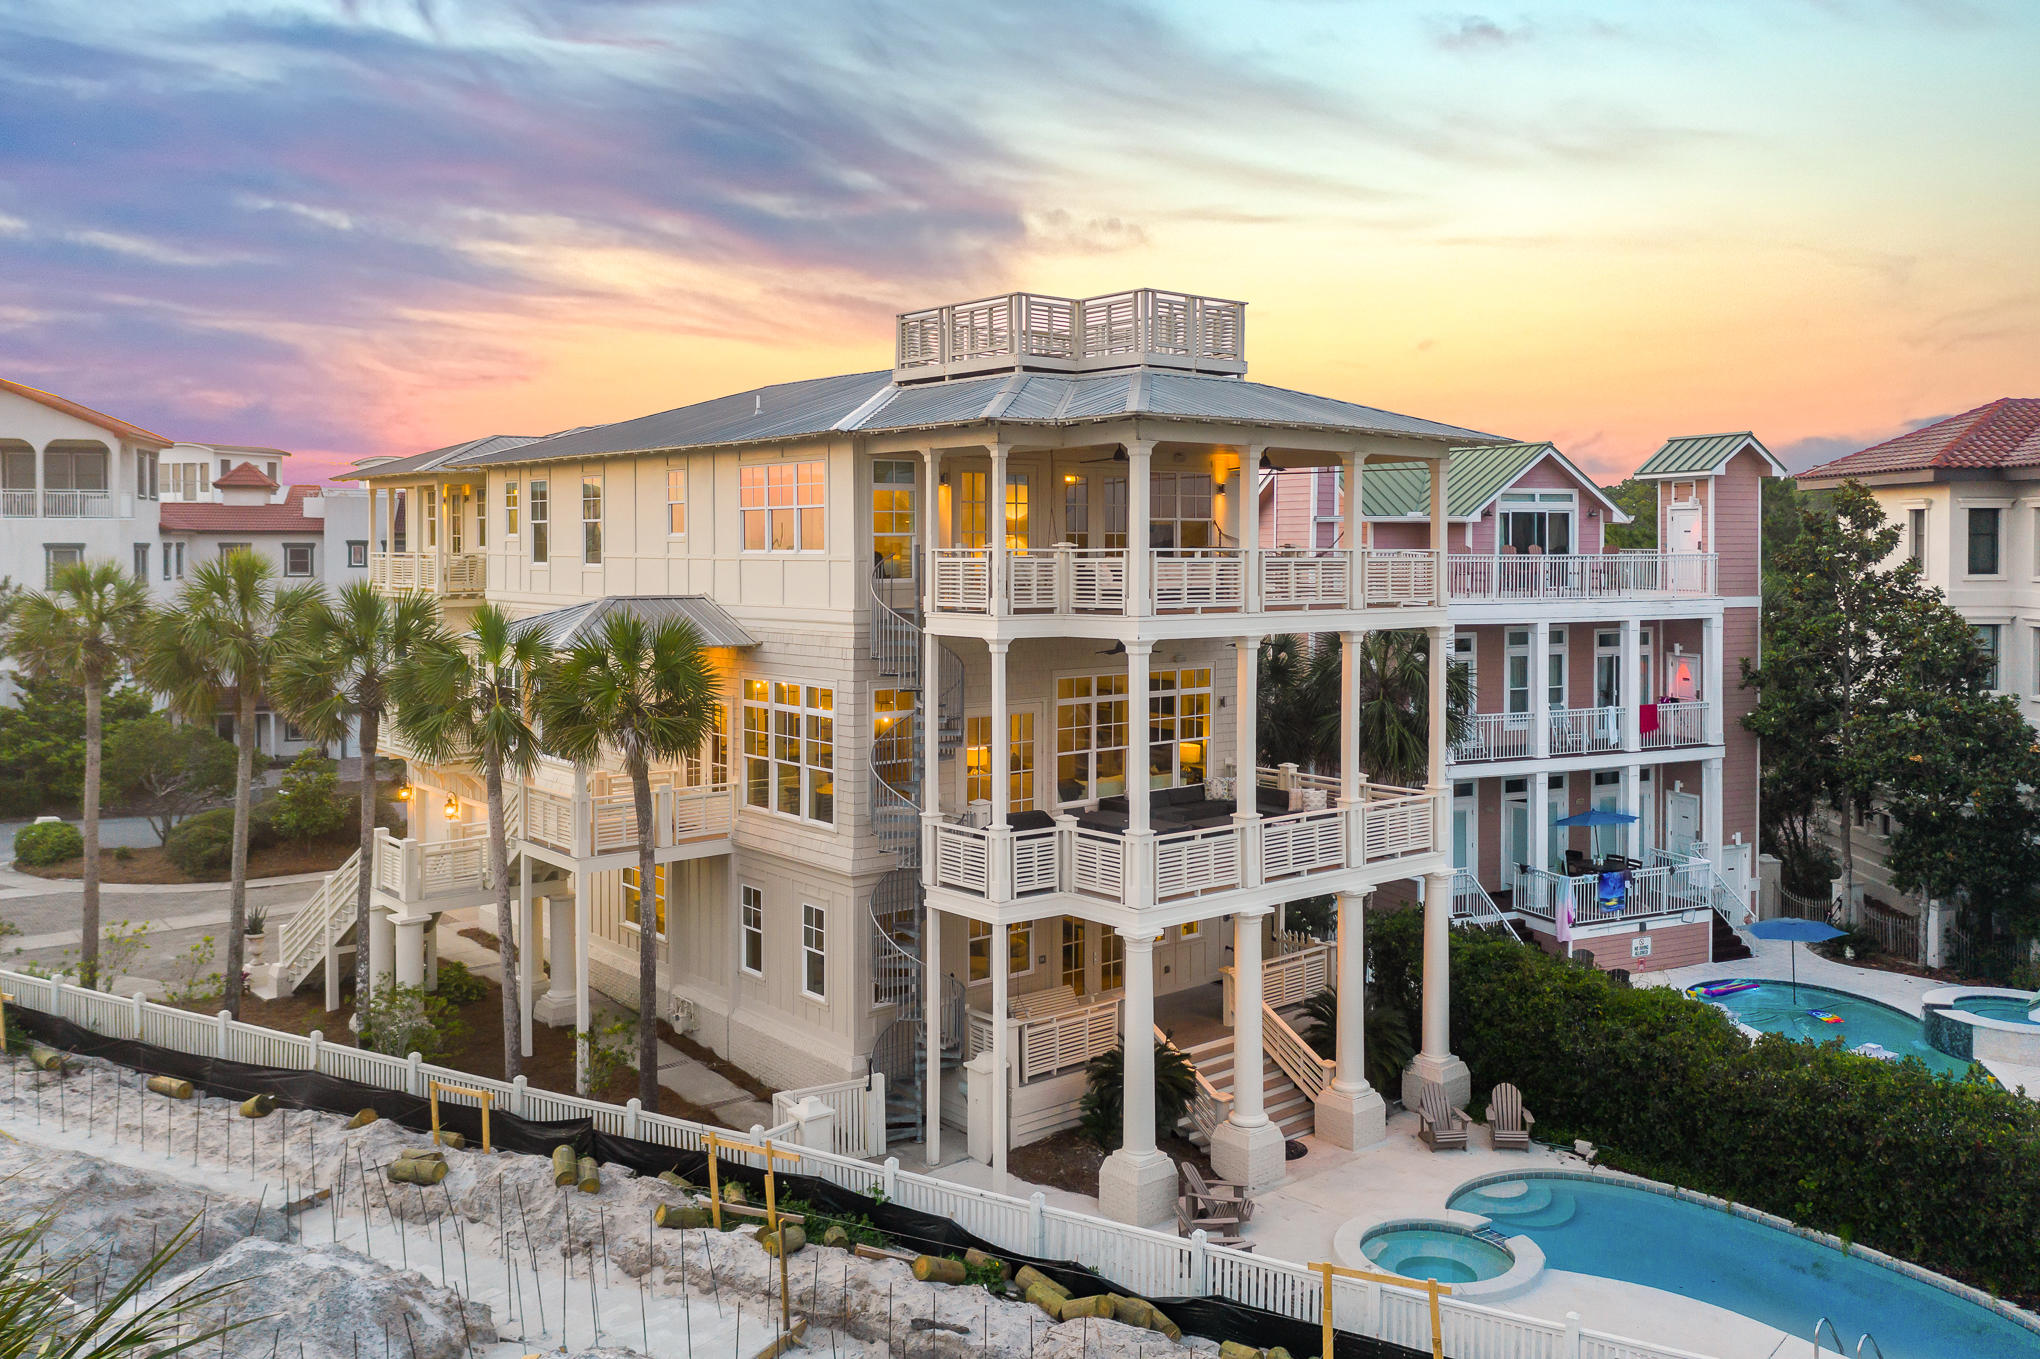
(1178, 1008), (1318, 1144)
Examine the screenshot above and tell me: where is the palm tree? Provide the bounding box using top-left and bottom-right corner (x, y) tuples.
(271, 583), (440, 1010)
(391, 604), (549, 1082)
(1262, 631), (1473, 786)
(142, 551), (322, 1017)
(4, 561), (152, 987)
(539, 612), (718, 1106)
(1299, 984), (1417, 1095)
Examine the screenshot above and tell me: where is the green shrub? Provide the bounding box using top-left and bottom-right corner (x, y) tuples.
(163, 804), (280, 876)
(1077, 1039), (1197, 1150)
(271, 750), (346, 844)
(1371, 907), (2040, 1302)
(13, 821), (82, 866)
(577, 1017), (639, 1097)
(357, 981), (466, 1063)
(434, 958), (488, 1005)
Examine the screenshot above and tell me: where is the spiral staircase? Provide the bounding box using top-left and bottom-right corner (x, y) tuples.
(867, 565), (967, 1143)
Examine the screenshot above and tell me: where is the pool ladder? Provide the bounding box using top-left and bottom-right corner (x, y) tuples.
(1811, 1317), (1886, 1359)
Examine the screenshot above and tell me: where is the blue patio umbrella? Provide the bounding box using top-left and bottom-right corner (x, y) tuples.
(1747, 917), (1846, 1002)
(1554, 808), (1639, 827)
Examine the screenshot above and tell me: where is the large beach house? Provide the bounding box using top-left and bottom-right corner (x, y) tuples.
(264, 290), (1764, 1225)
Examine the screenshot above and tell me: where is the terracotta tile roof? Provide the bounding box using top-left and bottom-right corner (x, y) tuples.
(160, 485), (323, 534)
(0, 375), (173, 447)
(1798, 399), (2040, 481)
(213, 460), (279, 489)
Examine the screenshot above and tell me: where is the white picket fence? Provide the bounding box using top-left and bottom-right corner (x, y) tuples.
(1, 967), (1718, 1359)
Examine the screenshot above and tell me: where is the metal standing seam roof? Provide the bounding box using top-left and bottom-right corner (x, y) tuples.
(336, 433), (546, 482)
(1634, 431), (1782, 479)
(1355, 442), (1628, 521)
(360, 368), (1507, 477)
(505, 596), (758, 650)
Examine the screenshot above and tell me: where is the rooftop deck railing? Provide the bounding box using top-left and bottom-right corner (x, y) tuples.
(895, 289), (1246, 380)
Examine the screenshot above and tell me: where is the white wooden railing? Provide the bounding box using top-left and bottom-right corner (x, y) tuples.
(1642, 700), (1709, 748)
(927, 546), (1440, 616)
(1447, 551), (1717, 602)
(370, 551), (484, 595)
(1, 489), (37, 517)
(0, 966), (1741, 1359)
(1451, 711), (1534, 763)
(1549, 704), (1624, 756)
(1513, 862), (1716, 926)
(1262, 1002), (1333, 1102)
(1222, 941), (1331, 1025)
(770, 1072), (887, 1160)
(1151, 548), (1247, 611)
(518, 782), (733, 859)
(969, 995), (1124, 1083)
(41, 490), (121, 518)
(1360, 549), (1441, 606)
(1260, 548), (1350, 608)
(895, 289), (1245, 379)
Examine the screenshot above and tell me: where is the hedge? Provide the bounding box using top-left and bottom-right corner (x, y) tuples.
(1370, 908), (2040, 1302)
(13, 821), (83, 867)
(163, 803), (280, 875)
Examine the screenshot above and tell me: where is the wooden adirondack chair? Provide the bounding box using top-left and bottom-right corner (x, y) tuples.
(1486, 1082), (1535, 1152)
(1417, 1082), (1470, 1151)
(1182, 1162), (1254, 1222)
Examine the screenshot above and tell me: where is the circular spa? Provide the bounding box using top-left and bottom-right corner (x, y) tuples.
(1334, 1210), (1544, 1300)
(1922, 986), (2040, 1066)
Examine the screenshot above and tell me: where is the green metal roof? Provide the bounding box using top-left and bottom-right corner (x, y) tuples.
(1359, 442), (1625, 520)
(1634, 431), (1783, 478)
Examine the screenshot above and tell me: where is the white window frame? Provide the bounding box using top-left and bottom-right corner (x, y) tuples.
(503, 479), (519, 537)
(739, 884), (764, 977)
(1496, 490), (1576, 556)
(801, 902), (827, 1001)
(740, 459), (825, 552)
(529, 479), (548, 563)
(1052, 665), (1212, 808)
(582, 475), (603, 564)
(1974, 623), (2003, 691)
(623, 865), (667, 940)
(872, 459), (917, 579)
(742, 680), (835, 826)
(666, 465), (687, 537)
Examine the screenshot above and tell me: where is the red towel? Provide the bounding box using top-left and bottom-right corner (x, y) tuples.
(1639, 702), (1660, 735)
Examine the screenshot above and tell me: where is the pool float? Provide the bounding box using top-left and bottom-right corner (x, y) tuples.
(1688, 981), (1759, 998)
(1853, 1043), (1898, 1061)
(1806, 1009), (1844, 1023)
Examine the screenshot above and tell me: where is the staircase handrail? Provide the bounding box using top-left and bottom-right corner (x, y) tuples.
(1262, 1001), (1333, 1102)
(869, 561), (922, 683)
(1157, 1022), (1232, 1140)
(276, 848), (362, 988)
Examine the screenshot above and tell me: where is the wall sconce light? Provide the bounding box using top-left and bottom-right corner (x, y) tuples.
(394, 784), (413, 803)
(444, 795), (459, 819)
(1589, 509), (1600, 518)
(1064, 473), (1079, 485)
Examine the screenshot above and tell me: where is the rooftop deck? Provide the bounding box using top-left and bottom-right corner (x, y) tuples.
(895, 288), (1247, 382)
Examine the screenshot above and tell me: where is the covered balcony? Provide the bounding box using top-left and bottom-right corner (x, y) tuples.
(930, 544), (1441, 617)
(1446, 550), (1716, 603)
(1451, 700), (1711, 764)
(369, 549), (486, 596)
(364, 474), (490, 600)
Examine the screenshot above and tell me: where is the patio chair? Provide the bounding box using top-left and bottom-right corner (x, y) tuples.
(1416, 1082), (1470, 1152)
(1175, 1193), (1242, 1244)
(1486, 1082), (1535, 1152)
(1181, 1162), (1254, 1222)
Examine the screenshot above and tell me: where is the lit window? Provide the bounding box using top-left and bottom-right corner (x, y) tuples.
(966, 919), (1033, 982)
(530, 480), (548, 563)
(871, 460), (915, 578)
(424, 487), (438, 549)
(504, 480), (519, 536)
(582, 476), (603, 563)
(1099, 931), (1124, 992)
(1060, 918), (1087, 995)
(801, 903), (827, 1000)
(740, 460), (824, 551)
(623, 865), (667, 938)
(1053, 667), (1208, 806)
(667, 467), (687, 536)
(742, 680), (834, 824)
(1179, 919), (1201, 939)
(740, 885), (764, 975)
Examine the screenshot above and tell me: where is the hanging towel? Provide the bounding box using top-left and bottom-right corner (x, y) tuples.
(1639, 702), (1661, 735)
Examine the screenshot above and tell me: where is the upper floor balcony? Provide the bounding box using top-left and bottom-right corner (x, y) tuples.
(1450, 701), (1712, 764)
(895, 289), (1246, 383)
(1446, 551), (1716, 605)
(370, 550), (486, 598)
(927, 768), (1442, 914)
(3, 489), (128, 519)
(929, 545), (1440, 619)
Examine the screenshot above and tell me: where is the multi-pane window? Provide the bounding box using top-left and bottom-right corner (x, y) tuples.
(1179, 918), (1201, 939)
(529, 480), (548, 562)
(801, 904), (827, 1000)
(132, 543), (149, 579)
(43, 445), (108, 492)
(622, 865), (667, 937)
(423, 487), (438, 549)
(1060, 918), (1087, 995)
(172, 542), (185, 579)
(1063, 475), (1089, 548)
(161, 544), (173, 580)
(676, 704), (731, 788)
(1908, 508), (1926, 565)
(872, 461), (915, 578)
(667, 467), (687, 536)
(475, 488), (486, 549)
(1146, 668), (1211, 789)
(504, 480), (519, 536)
(742, 680), (834, 824)
(1148, 472), (1212, 549)
(392, 490), (408, 553)
(1968, 507), (2001, 576)
(135, 452), (158, 500)
(449, 490), (466, 554)
(963, 712), (1036, 811)
(1005, 476), (1030, 550)
(1099, 931), (1124, 992)
(43, 545), (82, 585)
(872, 688), (917, 788)
(959, 471), (987, 549)
(967, 919), (1032, 982)
(1055, 673), (1127, 805)
(740, 460), (824, 551)
(582, 476), (603, 563)
(740, 885), (764, 975)
(1498, 491), (1575, 554)
(1975, 624), (2002, 690)
(283, 543), (314, 577)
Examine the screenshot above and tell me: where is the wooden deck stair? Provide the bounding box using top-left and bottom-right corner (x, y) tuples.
(1179, 1010), (1316, 1144)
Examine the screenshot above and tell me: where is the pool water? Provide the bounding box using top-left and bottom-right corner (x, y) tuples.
(1449, 1176), (2040, 1358)
(1690, 980), (1974, 1077)
(1359, 1224), (1512, 1285)
(1952, 993), (2040, 1026)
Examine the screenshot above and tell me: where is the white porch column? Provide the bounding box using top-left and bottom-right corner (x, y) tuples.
(393, 917), (426, 989)
(989, 641), (1010, 829)
(991, 920), (1011, 1181)
(1427, 624), (1451, 791)
(1127, 642), (1153, 836)
(1702, 757), (1724, 864)
(1531, 622), (1552, 758)
(1235, 635), (1260, 800)
(1127, 441), (1153, 615)
(1531, 769), (1552, 872)
(367, 904), (395, 995)
(924, 906), (943, 1164)
(1620, 763), (1640, 863)
(1239, 448), (1263, 610)
(518, 858), (537, 1057)
(1317, 888), (1386, 1148)
(1338, 631), (1361, 804)
(990, 442), (1010, 617)
(1213, 908), (1286, 1187)
(1099, 929), (1174, 1228)
(1620, 618), (1643, 752)
(921, 453), (944, 885)
(1342, 448), (1364, 603)
(1405, 868), (1471, 1110)
(1702, 613), (1725, 746)
(573, 885), (591, 1094)
(1429, 454), (1449, 600)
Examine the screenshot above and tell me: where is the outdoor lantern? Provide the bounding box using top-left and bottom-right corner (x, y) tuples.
(394, 783), (412, 802)
(444, 795), (459, 819)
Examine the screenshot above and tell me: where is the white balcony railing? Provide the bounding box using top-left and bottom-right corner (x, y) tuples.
(927, 546), (1441, 617)
(895, 289), (1246, 380)
(369, 551), (486, 596)
(930, 779), (1442, 909)
(41, 490), (120, 518)
(1, 489), (35, 517)
(1447, 551), (1717, 602)
(1549, 704), (1624, 756)
(1221, 939), (1331, 1024)
(1642, 700), (1709, 748)
(1451, 711), (1534, 763)
(968, 994), (1125, 1084)
(1450, 702), (1712, 764)
(1513, 860), (1717, 926)
(519, 781), (734, 859)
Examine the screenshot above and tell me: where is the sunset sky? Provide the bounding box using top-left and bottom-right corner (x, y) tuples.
(2, 0), (2035, 485)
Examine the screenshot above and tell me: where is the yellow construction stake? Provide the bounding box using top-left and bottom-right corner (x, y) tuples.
(1314, 1260), (1451, 1359)
(426, 1078), (494, 1153)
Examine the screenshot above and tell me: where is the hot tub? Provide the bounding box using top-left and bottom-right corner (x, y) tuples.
(1923, 986), (2040, 1066)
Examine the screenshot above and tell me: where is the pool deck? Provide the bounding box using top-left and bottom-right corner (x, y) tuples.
(1637, 934), (2040, 1095)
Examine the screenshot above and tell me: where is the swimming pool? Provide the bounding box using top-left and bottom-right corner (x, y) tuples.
(1688, 979), (1975, 1077)
(1448, 1174), (2040, 1358)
